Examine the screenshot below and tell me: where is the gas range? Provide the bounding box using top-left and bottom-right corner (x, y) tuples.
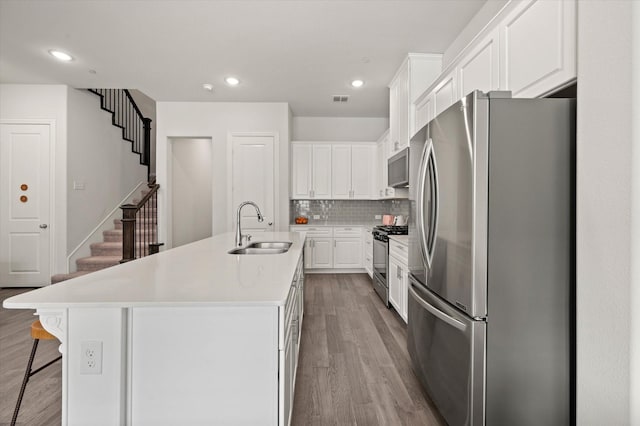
(372, 225), (408, 242)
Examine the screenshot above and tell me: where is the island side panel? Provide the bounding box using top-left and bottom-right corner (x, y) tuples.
(66, 308), (128, 425)
(131, 306), (279, 425)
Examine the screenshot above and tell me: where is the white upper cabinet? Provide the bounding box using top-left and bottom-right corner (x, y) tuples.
(414, 93), (435, 134)
(413, 0), (576, 124)
(312, 145), (332, 198)
(350, 145), (375, 199)
(291, 141), (376, 200)
(331, 144), (352, 199)
(433, 69), (457, 118)
(389, 54), (443, 151)
(290, 144), (312, 199)
(290, 143), (331, 199)
(331, 144), (375, 199)
(500, 0), (576, 98)
(458, 27), (500, 99)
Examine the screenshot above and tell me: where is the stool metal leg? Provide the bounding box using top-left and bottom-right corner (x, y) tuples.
(11, 338), (39, 426)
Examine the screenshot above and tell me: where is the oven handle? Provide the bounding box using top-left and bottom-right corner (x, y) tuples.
(409, 285), (466, 332)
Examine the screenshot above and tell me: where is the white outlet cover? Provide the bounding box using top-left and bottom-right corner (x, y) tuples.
(375, 215), (382, 219)
(313, 215), (320, 219)
(80, 341), (103, 375)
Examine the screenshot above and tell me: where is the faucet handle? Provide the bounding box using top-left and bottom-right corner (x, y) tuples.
(241, 234), (252, 245)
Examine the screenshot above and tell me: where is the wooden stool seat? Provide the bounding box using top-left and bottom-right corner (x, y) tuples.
(30, 320), (56, 340)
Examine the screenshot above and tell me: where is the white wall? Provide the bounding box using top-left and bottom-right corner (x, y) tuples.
(0, 84), (68, 277)
(66, 88), (148, 252)
(632, 3), (640, 423)
(170, 138), (212, 247)
(156, 102), (290, 246)
(577, 1), (635, 424)
(292, 116), (388, 141)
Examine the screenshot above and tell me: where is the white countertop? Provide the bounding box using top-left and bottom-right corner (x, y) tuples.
(389, 235), (409, 245)
(3, 232), (305, 309)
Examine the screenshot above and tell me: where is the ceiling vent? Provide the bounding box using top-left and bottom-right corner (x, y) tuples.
(333, 95), (349, 103)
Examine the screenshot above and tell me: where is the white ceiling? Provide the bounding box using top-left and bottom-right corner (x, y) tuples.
(0, 0), (486, 117)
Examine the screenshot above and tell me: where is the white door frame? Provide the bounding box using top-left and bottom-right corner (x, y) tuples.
(227, 132), (280, 232)
(0, 119), (56, 285)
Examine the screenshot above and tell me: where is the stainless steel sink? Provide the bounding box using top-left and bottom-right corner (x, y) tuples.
(227, 241), (292, 255)
(247, 241), (292, 250)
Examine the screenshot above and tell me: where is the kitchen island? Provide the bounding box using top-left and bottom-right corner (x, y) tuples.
(3, 232), (306, 426)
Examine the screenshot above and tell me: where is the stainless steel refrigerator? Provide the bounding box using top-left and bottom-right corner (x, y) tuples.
(408, 91), (575, 426)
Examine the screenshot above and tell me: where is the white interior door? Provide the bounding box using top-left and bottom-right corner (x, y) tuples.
(0, 123), (51, 286)
(170, 137), (213, 248)
(231, 134), (275, 232)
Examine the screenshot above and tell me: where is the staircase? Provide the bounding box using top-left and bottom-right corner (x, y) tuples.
(51, 190), (157, 284)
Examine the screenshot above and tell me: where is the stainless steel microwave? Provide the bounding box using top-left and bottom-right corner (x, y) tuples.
(388, 147), (409, 187)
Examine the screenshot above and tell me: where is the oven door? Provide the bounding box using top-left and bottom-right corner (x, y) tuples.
(407, 274), (485, 426)
(372, 238), (388, 282)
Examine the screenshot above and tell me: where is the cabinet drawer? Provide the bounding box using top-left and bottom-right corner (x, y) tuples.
(291, 226), (333, 238)
(389, 240), (409, 264)
(334, 226), (362, 238)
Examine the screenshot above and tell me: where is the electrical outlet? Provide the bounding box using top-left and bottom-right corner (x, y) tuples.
(313, 215), (320, 219)
(375, 215), (382, 219)
(80, 341), (103, 375)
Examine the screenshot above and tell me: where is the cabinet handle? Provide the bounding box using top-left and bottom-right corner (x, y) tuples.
(310, 189), (315, 198)
(397, 265), (402, 279)
(380, 190), (383, 197)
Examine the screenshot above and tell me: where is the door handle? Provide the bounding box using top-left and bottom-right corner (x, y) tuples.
(39, 224), (48, 229)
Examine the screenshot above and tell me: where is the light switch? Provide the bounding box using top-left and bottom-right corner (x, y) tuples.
(73, 180), (85, 190)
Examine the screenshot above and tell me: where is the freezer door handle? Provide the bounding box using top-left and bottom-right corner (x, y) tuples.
(409, 285), (466, 331)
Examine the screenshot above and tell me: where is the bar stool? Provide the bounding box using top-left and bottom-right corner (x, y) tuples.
(11, 320), (62, 426)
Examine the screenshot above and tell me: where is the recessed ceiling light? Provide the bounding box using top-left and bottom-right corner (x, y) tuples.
(351, 79), (364, 88)
(225, 76), (240, 86)
(49, 50), (73, 62)
(203, 83), (214, 91)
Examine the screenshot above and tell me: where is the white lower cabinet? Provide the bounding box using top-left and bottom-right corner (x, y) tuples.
(292, 226), (365, 272)
(363, 227), (373, 277)
(280, 259), (303, 426)
(333, 238), (362, 268)
(309, 238), (333, 268)
(389, 238), (409, 323)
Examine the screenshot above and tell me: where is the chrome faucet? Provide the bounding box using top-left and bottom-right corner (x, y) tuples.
(235, 201), (264, 246)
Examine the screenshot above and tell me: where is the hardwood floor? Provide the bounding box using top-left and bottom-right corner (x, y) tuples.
(0, 288), (61, 426)
(0, 274), (444, 425)
(291, 274), (445, 426)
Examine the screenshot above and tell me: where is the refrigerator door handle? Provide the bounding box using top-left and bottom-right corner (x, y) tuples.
(417, 139), (439, 268)
(416, 140), (430, 268)
(409, 285), (466, 332)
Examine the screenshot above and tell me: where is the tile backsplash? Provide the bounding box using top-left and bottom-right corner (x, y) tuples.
(290, 199), (409, 224)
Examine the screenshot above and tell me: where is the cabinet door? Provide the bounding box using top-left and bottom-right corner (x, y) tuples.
(283, 331), (293, 426)
(389, 256), (402, 313)
(333, 238), (362, 268)
(350, 145), (374, 199)
(458, 28), (500, 99)
(395, 68), (409, 151)
(291, 144), (312, 199)
(500, 0), (576, 98)
(311, 238), (333, 268)
(389, 80), (399, 153)
(414, 93), (434, 135)
(377, 140), (386, 199)
(434, 71), (457, 118)
(400, 266), (408, 323)
(303, 239), (313, 269)
(312, 144), (332, 199)
(331, 144), (352, 199)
